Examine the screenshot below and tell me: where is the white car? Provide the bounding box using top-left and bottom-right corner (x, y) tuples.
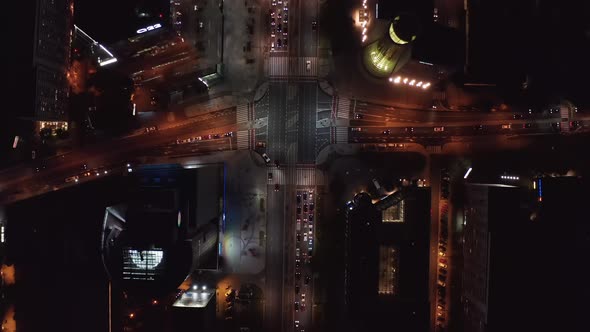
(306, 60), (311, 71)
(262, 153), (271, 163)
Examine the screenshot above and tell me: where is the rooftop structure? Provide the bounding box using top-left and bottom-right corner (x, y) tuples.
(363, 14), (420, 77)
(346, 187), (430, 331)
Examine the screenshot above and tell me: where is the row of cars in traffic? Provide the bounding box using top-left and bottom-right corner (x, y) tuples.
(175, 132), (233, 144)
(293, 190), (314, 331)
(270, 0), (289, 51)
(436, 169), (451, 330)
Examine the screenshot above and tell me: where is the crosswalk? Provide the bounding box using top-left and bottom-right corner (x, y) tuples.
(267, 56), (319, 78)
(237, 130), (250, 150)
(336, 127), (348, 144)
(237, 104), (249, 123)
(268, 166), (324, 186)
(336, 98), (350, 119)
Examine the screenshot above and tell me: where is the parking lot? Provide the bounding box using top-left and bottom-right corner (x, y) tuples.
(292, 188), (315, 331)
(270, 0), (289, 53)
(435, 168), (451, 330)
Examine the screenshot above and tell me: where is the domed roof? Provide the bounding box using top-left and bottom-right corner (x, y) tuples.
(389, 14), (420, 45)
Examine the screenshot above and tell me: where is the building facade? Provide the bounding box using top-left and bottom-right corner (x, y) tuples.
(25, 0), (73, 129)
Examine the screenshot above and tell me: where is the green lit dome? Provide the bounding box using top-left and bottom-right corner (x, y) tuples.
(388, 14), (419, 45)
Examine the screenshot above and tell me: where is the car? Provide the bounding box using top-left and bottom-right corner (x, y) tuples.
(297, 195), (301, 204)
(405, 127), (414, 133)
(34, 164), (47, 172)
(523, 123), (532, 128)
(439, 251), (446, 256)
(513, 114), (523, 119)
(283, 38), (288, 46)
(275, 184), (280, 191)
(355, 113), (364, 119)
(434, 126), (445, 132)
(294, 301), (300, 311)
(303, 193), (307, 200)
(297, 207), (301, 215)
(262, 153), (271, 163)
(439, 262), (448, 268)
(301, 293), (306, 302)
(439, 258), (447, 264)
(224, 132), (233, 137)
(268, 172), (273, 181)
(303, 204), (308, 212)
(296, 248), (300, 257)
(351, 127), (362, 132)
(439, 267), (447, 274)
(296, 259), (301, 268)
(295, 320), (300, 328)
(296, 233), (301, 242)
(308, 214), (314, 222)
(474, 124), (484, 131)
(295, 272), (301, 280)
(312, 21), (317, 30)
(382, 129), (391, 135)
(501, 124), (511, 129)
(304, 275), (311, 284)
(303, 233), (308, 242)
(65, 175), (79, 183)
(275, 159), (281, 168)
(438, 275), (446, 282)
(306, 60), (311, 71)
(437, 304), (444, 310)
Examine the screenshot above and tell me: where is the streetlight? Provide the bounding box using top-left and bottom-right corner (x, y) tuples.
(464, 167), (473, 179)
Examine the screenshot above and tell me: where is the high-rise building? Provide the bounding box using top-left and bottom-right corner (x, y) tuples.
(461, 184), (523, 332)
(462, 179), (588, 332)
(14, 0), (73, 132)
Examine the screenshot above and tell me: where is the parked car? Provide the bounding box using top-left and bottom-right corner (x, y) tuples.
(262, 153), (271, 163)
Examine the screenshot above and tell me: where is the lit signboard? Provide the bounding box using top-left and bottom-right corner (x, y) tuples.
(136, 23), (162, 34)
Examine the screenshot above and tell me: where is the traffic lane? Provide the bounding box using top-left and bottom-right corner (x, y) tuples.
(1, 123), (238, 204)
(349, 124), (560, 142)
(297, 82), (317, 163)
(266, 184), (287, 332)
(268, 82), (288, 163)
(350, 118), (565, 131)
(289, 0), (301, 57)
(353, 107), (556, 124)
(0, 113), (237, 196)
(156, 135), (237, 155)
(296, 190), (314, 329)
(300, 0), (317, 57)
